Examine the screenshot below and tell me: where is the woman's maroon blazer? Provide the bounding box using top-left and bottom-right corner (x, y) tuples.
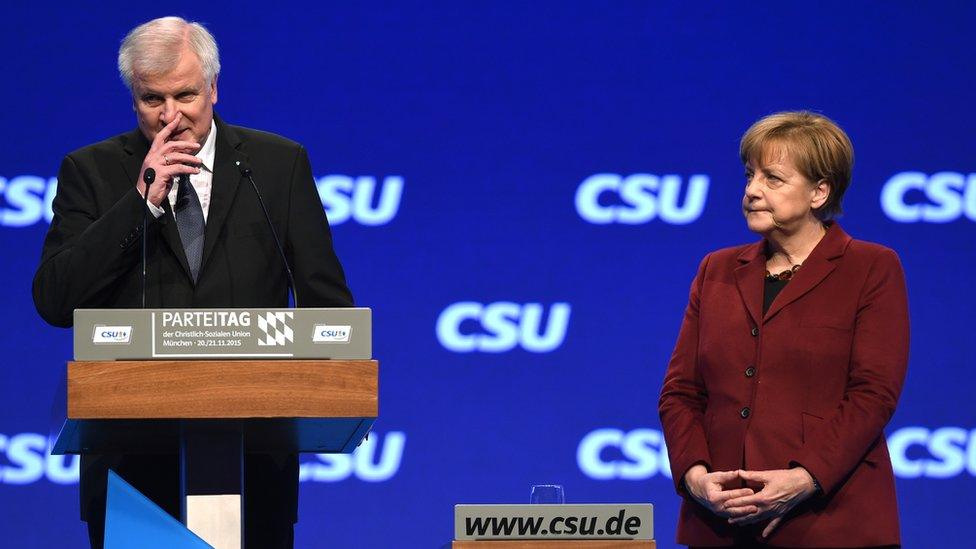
(659, 223), (909, 547)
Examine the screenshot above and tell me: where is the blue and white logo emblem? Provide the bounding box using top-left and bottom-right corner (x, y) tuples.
(313, 325), (351, 343)
(257, 312), (294, 346)
(92, 325), (132, 344)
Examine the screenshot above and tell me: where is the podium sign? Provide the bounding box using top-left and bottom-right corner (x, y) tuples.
(454, 504), (653, 541)
(74, 307), (371, 360)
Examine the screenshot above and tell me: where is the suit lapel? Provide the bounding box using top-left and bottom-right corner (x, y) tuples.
(200, 116), (245, 273)
(763, 223), (852, 322)
(733, 241), (765, 328)
(120, 129), (148, 194)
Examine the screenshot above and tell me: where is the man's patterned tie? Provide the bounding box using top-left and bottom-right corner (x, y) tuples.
(174, 174), (205, 283)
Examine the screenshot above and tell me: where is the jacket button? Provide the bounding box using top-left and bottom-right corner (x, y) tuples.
(750, 327), (759, 336)
(740, 407), (751, 418)
(745, 366), (756, 377)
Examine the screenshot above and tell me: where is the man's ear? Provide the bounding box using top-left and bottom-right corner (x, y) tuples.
(210, 75), (218, 105)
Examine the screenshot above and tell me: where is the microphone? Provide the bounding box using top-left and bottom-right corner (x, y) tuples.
(236, 160), (299, 307)
(141, 168), (156, 308)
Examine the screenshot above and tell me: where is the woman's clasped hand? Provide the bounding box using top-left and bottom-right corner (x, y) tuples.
(684, 464), (818, 538)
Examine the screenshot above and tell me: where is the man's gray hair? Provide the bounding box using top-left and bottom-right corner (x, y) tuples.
(118, 16), (220, 91)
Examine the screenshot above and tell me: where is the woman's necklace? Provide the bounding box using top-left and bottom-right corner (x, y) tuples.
(765, 223), (825, 281)
(765, 263), (800, 281)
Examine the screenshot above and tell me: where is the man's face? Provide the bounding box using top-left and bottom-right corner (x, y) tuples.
(131, 46), (217, 145)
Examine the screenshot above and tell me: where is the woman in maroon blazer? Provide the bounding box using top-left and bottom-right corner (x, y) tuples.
(659, 112), (909, 548)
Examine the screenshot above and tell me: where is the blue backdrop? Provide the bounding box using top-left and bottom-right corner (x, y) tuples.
(1, 2), (973, 547)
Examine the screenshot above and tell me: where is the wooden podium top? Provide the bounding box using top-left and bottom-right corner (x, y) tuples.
(67, 359), (377, 419)
(52, 359), (378, 455)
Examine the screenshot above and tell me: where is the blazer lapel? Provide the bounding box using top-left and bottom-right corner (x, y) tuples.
(201, 116), (245, 273)
(763, 223), (852, 322)
(120, 129), (193, 282)
(733, 241), (765, 328)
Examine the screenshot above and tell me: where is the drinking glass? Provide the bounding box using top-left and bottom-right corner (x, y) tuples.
(529, 484), (565, 504)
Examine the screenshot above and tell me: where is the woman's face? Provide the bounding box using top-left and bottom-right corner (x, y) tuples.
(741, 146), (828, 235)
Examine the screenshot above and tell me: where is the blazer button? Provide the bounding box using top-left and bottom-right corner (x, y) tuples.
(745, 366), (756, 377)
(750, 327), (759, 337)
(740, 407), (751, 418)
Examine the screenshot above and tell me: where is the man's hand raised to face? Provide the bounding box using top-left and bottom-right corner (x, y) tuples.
(136, 112), (203, 207)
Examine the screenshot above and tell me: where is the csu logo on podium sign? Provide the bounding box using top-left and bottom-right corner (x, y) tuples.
(881, 171), (976, 222)
(436, 302), (571, 353)
(317, 175), (403, 226)
(92, 325), (133, 344)
(312, 325), (351, 343)
(575, 173), (709, 225)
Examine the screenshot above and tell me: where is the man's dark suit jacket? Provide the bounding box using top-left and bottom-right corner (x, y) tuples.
(32, 114), (353, 530)
(659, 223), (909, 547)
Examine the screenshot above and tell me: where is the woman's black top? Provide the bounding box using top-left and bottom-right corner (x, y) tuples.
(763, 277), (789, 315)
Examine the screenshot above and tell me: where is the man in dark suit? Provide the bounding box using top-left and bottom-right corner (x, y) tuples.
(32, 16), (352, 548)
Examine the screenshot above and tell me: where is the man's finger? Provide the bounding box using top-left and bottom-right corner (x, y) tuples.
(761, 516), (782, 538)
(162, 152), (203, 166)
(155, 112), (183, 144)
(161, 140), (202, 154)
(164, 164), (203, 179)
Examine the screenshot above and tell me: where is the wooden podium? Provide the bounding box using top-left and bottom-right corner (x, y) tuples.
(52, 359), (378, 548)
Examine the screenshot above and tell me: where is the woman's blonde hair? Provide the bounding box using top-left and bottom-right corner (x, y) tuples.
(740, 111), (853, 220)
